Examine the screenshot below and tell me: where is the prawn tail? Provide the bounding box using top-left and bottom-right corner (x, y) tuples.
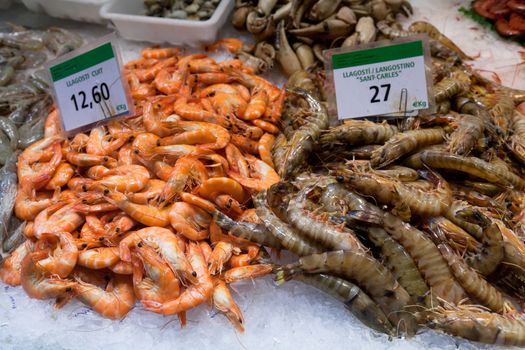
(141, 299), (162, 312)
(346, 210), (384, 226)
(274, 266), (299, 285)
(178, 311), (187, 328)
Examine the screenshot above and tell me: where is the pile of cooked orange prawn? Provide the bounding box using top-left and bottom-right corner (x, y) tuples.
(0, 43), (284, 331)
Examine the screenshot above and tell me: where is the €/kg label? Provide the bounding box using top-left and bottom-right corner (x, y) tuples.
(47, 35), (132, 134)
(327, 38), (432, 120)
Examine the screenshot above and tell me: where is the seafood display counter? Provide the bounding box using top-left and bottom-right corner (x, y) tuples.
(2, 1), (525, 350)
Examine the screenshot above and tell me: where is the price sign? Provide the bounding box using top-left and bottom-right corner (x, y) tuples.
(325, 36), (433, 121)
(47, 33), (133, 134)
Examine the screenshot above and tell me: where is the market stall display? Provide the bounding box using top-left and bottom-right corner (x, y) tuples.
(2, 1), (525, 349)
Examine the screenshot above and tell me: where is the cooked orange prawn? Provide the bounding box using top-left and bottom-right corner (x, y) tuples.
(74, 274), (135, 320)
(132, 132), (160, 159)
(69, 133), (89, 152)
(208, 242), (235, 275)
(78, 247), (120, 269)
(0, 240), (33, 286)
(136, 56), (177, 82)
(242, 89), (268, 120)
(65, 152), (116, 168)
(226, 67), (281, 101)
(119, 227), (197, 285)
(251, 119), (280, 134)
(131, 243), (180, 302)
(214, 194), (244, 217)
(44, 109), (64, 138)
(169, 202), (211, 240)
(223, 264), (273, 283)
(35, 231), (78, 278)
(129, 179), (166, 205)
(173, 96), (231, 128)
(196, 177), (246, 203)
(179, 192), (217, 213)
(105, 214), (136, 239)
(109, 261), (133, 275)
(211, 92), (248, 119)
(142, 242), (213, 315)
(206, 38), (243, 53)
(33, 203), (84, 239)
(227, 154), (280, 191)
(45, 163), (75, 190)
(86, 126), (129, 156)
(86, 165), (110, 180)
(127, 71), (156, 101)
(230, 134), (259, 155)
(225, 143), (250, 177)
(198, 83), (241, 98)
(193, 72), (235, 85)
(160, 121), (230, 150)
(141, 47), (181, 59)
(143, 96), (178, 137)
(188, 57), (221, 73)
(14, 183), (57, 221)
(212, 277), (244, 332)
(21, 251), (77, 300)
(103, 190), (169, 227)
(258, 133), (275, 167)
(96, 165), (150, 193)
(18, 138), (63, 190)
(158, 156), (208, 205)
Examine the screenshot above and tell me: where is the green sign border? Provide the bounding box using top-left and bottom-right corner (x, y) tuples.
(50, 42), (115, 82)
(332, 40), (423, 70)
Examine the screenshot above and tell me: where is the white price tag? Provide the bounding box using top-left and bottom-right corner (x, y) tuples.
(325, 36), (433, 121)
(47, 34), (133, 135)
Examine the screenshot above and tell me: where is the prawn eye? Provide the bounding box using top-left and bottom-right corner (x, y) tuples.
(134, 149), (140, 154)
(336, 175), (344, 182)
(103, 189), (110, 195)
(103, 156), (109, 162)
(81, 243), (88, 249)
(115, 227), (121, 233)
(98, 237), (105, 241)
(192, 271), (197, 277)
(81, 185), (88, 192)
(128, 135), (135, 142)
(137, 242), (143, 248)
(65, 287), (72, 292)
(82, 199), (88, 204)
(156, 140), (161, 146)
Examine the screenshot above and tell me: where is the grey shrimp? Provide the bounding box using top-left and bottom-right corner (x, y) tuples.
(287, 186), (364, 251)
(319, 120), (398, 146)
(253, 190), (323, 257)
(420, 150), (525, 190)
(275, 250), (418, 335)
(347, 207), (468, 305)
(371, 128), (445, 168)
(212, 210), (284, 250)
(293, 273), (396, 336)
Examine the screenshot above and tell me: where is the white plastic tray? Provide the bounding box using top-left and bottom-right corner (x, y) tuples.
(20, 0), (109, 24)
(0, 0), (12, 10)
(100, 0), (234, 46)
